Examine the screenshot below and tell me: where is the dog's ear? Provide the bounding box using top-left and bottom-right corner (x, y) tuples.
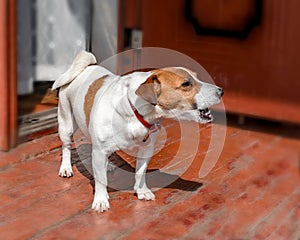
(190, 70), (197, 78)
(135, 73), (161, 105)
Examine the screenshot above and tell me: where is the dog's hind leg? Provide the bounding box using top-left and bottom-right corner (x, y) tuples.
(57, 91), (77, 177)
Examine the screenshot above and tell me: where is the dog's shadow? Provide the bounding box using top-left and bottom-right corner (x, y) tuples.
(71, 144), (203, 193)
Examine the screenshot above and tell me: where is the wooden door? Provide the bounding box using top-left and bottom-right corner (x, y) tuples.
(0, 0), (17, 151)
(139, 0), (300, 123)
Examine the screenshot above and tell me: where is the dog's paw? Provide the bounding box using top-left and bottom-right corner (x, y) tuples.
(136, 190), (156, 201)
(58, 166), (73, 178)
(92, 198), (110, 212)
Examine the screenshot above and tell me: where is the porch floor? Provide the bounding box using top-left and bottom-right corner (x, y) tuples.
(0, 116), (299, 240)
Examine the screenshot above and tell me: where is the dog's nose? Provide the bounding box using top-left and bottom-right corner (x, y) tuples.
(217, 88), (224, 98)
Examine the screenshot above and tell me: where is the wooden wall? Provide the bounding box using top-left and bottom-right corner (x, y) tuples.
(122, 0), (300, 123)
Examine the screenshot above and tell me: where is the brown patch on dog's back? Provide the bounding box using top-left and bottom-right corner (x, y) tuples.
(84, 75), (108, 126)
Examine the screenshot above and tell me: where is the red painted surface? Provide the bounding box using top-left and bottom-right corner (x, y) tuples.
(0, 0), (17, 151)
(8, 0), (17, 149)
(140, 0), (300, 124)
(0, 118), (299, 239)
(0, 0), (9, 150)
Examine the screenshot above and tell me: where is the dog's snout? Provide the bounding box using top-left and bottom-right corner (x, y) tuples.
(217, 88), (224, 98)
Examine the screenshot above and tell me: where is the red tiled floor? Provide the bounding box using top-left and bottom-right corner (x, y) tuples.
(0, 117), (299, 239)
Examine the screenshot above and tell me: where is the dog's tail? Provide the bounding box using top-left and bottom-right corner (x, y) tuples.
(52, 50), (97, 90)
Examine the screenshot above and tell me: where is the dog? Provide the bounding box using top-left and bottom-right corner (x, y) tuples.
(52, 50), (223, 212)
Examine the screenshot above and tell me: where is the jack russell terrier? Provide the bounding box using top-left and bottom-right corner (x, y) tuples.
(52, 50), (224, 212)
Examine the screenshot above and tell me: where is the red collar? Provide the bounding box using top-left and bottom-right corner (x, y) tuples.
(128, 99), (160, 142)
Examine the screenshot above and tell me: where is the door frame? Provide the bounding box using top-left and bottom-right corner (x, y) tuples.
(0, 0), (17, 151)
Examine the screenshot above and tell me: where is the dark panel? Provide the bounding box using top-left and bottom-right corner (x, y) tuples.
(185, 0), (262, 38)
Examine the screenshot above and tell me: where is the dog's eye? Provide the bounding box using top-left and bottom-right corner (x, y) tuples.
(181, 81), (192, 88)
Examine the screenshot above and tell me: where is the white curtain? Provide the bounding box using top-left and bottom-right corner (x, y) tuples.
(17, 0), (119, 94)
(35, 0), (92, 81)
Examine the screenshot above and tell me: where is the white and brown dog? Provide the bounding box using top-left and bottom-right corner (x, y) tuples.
(52, 50), (223, 212)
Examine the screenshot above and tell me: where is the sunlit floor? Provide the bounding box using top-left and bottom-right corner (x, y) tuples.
(0, 116), (299, 239)
(18, 81), (58, 116)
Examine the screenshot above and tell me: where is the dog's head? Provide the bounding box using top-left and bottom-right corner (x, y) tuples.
(135, 67), (223, 123)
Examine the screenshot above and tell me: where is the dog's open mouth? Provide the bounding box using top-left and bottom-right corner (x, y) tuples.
(199, 108), (212, 122)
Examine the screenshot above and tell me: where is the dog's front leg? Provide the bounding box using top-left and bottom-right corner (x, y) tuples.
(134, 134), (157, 201)
(91, 148), (110, 212)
